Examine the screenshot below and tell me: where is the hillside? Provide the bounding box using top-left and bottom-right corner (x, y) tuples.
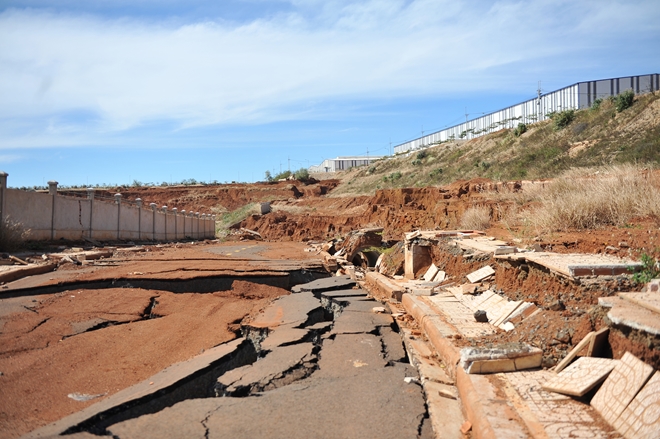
(328, 91), (660, 196)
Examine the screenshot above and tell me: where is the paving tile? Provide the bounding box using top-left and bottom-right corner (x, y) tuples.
(587, 327), (609, 357)
(542, 357), (618, 397)
(422, 296), (497, 338)
(591, 352), (654, 426)
(460, 344), (542, 374)
(423, 263), (440, 282)
(504, 371), (617, 439)
(466, 265), (495, 283)
(618, 292), (660, 315)
(613, 371), (660, 439)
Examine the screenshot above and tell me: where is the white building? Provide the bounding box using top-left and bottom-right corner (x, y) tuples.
(309, 156), (384, 173)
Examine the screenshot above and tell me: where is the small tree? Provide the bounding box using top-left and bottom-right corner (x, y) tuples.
(615, 90), (635, 112)
(294, 168), (310, 181)
(264, 171), (273, 182)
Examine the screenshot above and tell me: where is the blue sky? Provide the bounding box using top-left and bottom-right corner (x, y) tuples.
(1, 0), (659, 188)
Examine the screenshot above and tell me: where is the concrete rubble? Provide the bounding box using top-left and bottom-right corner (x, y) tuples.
(355, 229), (660, 439)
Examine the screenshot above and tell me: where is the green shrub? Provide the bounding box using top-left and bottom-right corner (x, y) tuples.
(273, 170), (292, 180)
(615, 90), (635, 112)
(383, 172), (403, 183)
(513, 123), (527, 137)
(416, 150), (428, 160)
(429, 168), (443, 179)
(631, 253), (660, 285)
(590, 98), (603, 111)
(411, 159), (422, 166)
(294, 167), (310, 181)
(552, 109), (575, 130)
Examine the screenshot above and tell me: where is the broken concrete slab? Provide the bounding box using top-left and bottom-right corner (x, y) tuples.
(23, 338), (251, 438)
(542, 357), (618, 397)
(432, 270), (446, 283)
(319, 289), (367, 299)
(466, 265), (495, 283)
(330, 309), (393, 335)
(215, 343), (316, 396)
(244, 291), (323, 330)
(365, 271), (406, 301)
(460, 343), (543, 374)
(587, 327), (610, 357)
(0, 263), (57, 284)
(378, 326), (407, 364)
(612, 370), (660, 439)
(259, 325), (309, 351)
(316, 333), (388, 377)
(591, 352), (654, 426)
(290, 275), (356, 294)
(109, 365), (429, 439)
(607, 301), (660, 336)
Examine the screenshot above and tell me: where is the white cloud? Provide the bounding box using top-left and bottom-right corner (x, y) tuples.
(0, 0), (658, 147)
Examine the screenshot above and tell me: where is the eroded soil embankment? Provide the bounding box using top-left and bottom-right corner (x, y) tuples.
(240, 180), (514, 241)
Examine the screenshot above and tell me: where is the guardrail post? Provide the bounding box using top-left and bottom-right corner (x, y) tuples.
(48, 180), (58, 240)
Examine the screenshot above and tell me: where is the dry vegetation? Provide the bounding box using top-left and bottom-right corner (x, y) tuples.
(460, 206), (491, 230)
(0, 217), (30, 252)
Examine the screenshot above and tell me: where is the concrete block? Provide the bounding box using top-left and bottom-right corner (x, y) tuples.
(466, 265), (495, 283)
(460, 343), (542, 374)
(404, 243), (432, 280)
(493, 246), (517, 255)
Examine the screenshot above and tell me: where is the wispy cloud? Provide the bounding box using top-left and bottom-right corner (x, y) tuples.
(0, 0), (658, 148)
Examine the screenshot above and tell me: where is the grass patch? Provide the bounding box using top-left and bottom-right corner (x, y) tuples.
(460, 206), (491, 230)
(526, 165), (660, 232)
(215, 203), (260, 237)
(0, 216), (30, 252)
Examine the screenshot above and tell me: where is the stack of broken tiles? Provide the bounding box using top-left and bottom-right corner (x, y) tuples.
(459, 342), (543, 374)
(447, 287), (538, 331)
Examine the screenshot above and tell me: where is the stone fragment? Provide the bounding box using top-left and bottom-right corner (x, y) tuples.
(460, 421), (472, 434)
(474, 310), (488, 322)
(460, 343), (542, 374)
(493, 246), (517, 255)
(461, 283), (478, 294)
(548, 299), (565, 311)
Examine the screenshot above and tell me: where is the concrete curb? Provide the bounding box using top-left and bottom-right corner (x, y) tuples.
(400, 293), (529, 439)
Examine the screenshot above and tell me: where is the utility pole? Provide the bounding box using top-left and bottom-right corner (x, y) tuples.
(465, 107), (468, 122)
(288, 156), (290, 172)
(389, 139), (392, 156)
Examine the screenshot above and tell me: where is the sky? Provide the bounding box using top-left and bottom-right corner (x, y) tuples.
(0, 0), (659, 188)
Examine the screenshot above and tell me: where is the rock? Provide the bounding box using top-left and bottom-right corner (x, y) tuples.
(474, 310), (488, 323)
(548, 300), (565, 311)
(460, 421), (472, 434)
(618, 241), (629, 248)
(554, 328), (571, 344)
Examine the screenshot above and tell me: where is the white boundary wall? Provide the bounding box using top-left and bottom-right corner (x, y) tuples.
(0, 174), (216, 242)
(394, 73), (659, 154)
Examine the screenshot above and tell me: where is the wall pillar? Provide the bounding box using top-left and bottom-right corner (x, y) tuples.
(0, 171), (7, 222)
(150, 203), (157, 241)
(87, 188), (95, 239)
(162, 206), (168, 242)
(404, 242), (432, 280)
(114, 193), (122, 240)
(181, 210), (186, 239)
(195, 212), (200, 239)
(136, 198), (142, 241)
(48, 180), (58, 240)
(172, 208), (178, 241)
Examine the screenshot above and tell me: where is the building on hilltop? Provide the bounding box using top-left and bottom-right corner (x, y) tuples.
(309, 156), (383, 173)
(394, 73), (660, 154)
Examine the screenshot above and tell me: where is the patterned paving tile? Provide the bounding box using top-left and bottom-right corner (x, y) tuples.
(591, 352), (654, 426)
(423, 297), (497, 338)
(542, 357), (618, 397)
(505, 370), (619, 438)
(613, 371), (660, 439)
